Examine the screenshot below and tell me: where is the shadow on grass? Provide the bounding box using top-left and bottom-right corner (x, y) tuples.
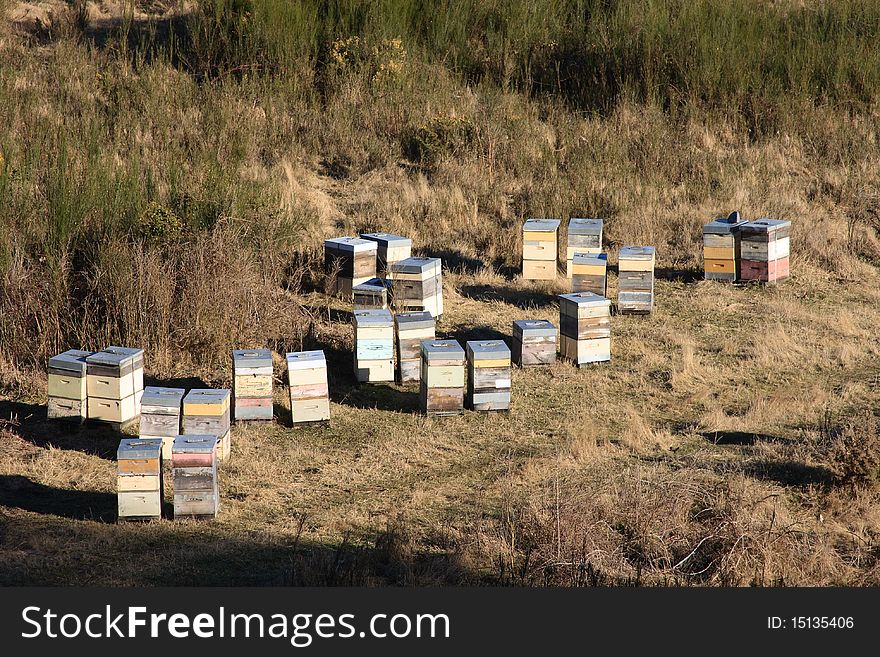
(699, 431), (796, 446)
(334, 382), (420, 414)
(459, 283), (557, 310)
(742, 459), (833, 487)
(655, 267), (703, 284)
(0, 475), (116, 522)
(443, 324), (509, 345)
(424, 249), (485, 276)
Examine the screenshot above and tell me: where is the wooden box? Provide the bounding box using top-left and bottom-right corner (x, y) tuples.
(172, 434), (219, 520)
(232, 348), (273, 421)
(395, 311), (436, 383)
(86, 350), (136, 401)
(353, 309), (395, 383)
(558, 292), (612, 366)
(571, 252), (608, 295)
(739, 219), (791, 284)
(466, 340), (511, 412)
(522, 218), (560, 280)
(389, 257), (443, 318)
(117, 438), (162, 521)
(420, 340), (465, 416)
(353, 278), (391, 310)
(47, 349), (93, 422)
(512, 319), (556, 367)
(104, 346), (144, 392)
(183, 389), (232, 461)
(287, 350), (331, 425)
(566, 218), (603, 277)
(617, 246), (656, 314)
(703, 212), (747, 281)
(360, 232), (412, 277)
(324, 236), (378, 296)
(139, 386), (185, 459)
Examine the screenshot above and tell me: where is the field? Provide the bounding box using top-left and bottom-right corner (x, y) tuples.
(1, 0), (880, 586)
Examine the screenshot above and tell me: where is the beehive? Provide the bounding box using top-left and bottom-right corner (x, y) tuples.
(232, 348), (273, 421)
(182, 389), (231, 462)
(558, 292), (612, 366)
(324, 236), (378, 297)
(139, 386), (185, 460)
(617, 246), (656, 314)
(420, 340), (465, 416)
(352, 278), (391, 310)
(703, 211), (747, 281)
(522, 218), (560, 280)
(394, 311), (436, 383)
(466, 340), (511, 412)
(117, 437), (163, 522)
(512, 319), (557, 367)
(571, 252), (608, 296)
(85, 346), (144, 426)
(47, 349), (93, 422)
(172, 434), (219, 521)
(389, 256), (443, 318)
(566, 218), (603, 277)
(739, 219), (791, 284)
(353, 308), (394, 383)
(359, 232), (412, 277)
(286, 350), (331, 425)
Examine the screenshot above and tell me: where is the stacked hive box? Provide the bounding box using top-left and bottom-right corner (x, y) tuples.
(617, 246), (656, 314)
(352, 278), (391, 310)
(360, 232), (412, 277)
(466, 340), (512, 412)
(739, 219), (791, 284)
(420, 340), (466, 416)
(232, 349), (273, 421)
(394, 311), (436, 383)
(47, 349), (93, 422)
(85, 346), (144, 426)
(512, 320), (557, 367)
(566, 218), (603, 277)
(172, 435), (219, 521)
(703, 211), (747, 281)
(117, 437), (163, 522)
(559, 292), (612, 366)
(353, 309), (395, 383)
(571, 252), (608, 296)
(286, 350), (331, 426)
(139, 386), (185, 460)
(390, 257), (443, 318)
(522, 219), (560, 280)
(182, 389), (231, 462)
(324, 237), (377, 297)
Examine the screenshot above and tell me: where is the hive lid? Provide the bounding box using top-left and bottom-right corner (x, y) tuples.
(232, 348), (273, 368)
(86, 349), (135, 368)
(421, 339), (465, 360)
(286, 350), (327, 369)
(324, 236), (377, 253)
(568, 218), (603, 235)
(395, 311), (435, 330)
(558, 292), (611, 308)
(140, 386), (185, 407)
(184, 389), (231, 404)
(704, 211), (748, 234)
(172, 434), (217, 455)
(48, 349), (93, 374)
(523, 218), (561, 232)
(390, 257), (442, 275)
(359, 232), (412, 247)
(572, 252), (608, 266)
(104, 346), (144, 361)
(619, 246), (656, 260)
(741, 219), (791, 234)
(353, 308), (394, 327)
(117, 437), (162, 460)
(513, 319), (557, 337)
(466, 340), (511, 359)
(353, 278), (392, 293)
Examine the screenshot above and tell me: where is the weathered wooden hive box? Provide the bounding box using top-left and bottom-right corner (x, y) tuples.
(394, 311), (436, 383)
(512, 319), (557, 367)
(522, 218), (560, 280)
(139, 386), (185, 460)
(117, 437), (163, 522)
(353, 308), (395, 383)
(286, 350), (331, 425)
(324, 236), (378, 297)
(85, 346), (143, 425)
(359, 232), (412, 277)
(558, 292), (612, 366)
(703, 212), (747, 281)
(739, 219), (791, 284)
(352, 277), (392, 310)
(566, 218), (603, 278)
(617, 246), (656, 314)
(232, 348), (273, 421)
(466, 340), (511, 412)
(47, 349), (93, 422)
(389, 256), (443, 318)
(172, 434), (219, 521)
(571, 252), (608, 296)
(182, 389), (231, 462)
(420, 339), (465, 416)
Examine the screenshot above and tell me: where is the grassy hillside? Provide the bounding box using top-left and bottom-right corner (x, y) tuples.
(1, 0), (879, 586)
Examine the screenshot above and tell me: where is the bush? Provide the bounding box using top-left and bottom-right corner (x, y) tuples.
(827, 412), (880, 489)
